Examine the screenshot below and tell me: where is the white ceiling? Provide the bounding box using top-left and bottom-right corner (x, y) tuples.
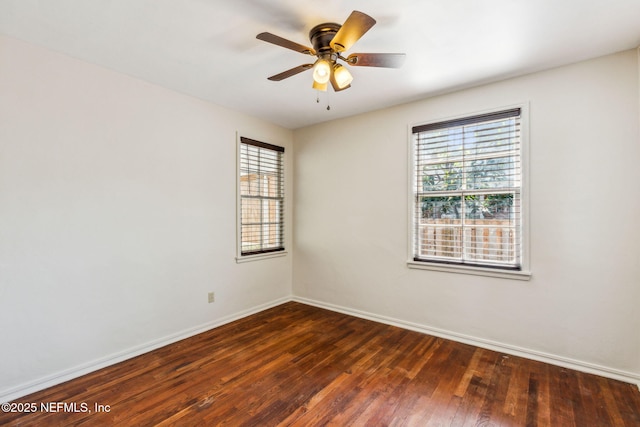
(1, 0), (639, 129)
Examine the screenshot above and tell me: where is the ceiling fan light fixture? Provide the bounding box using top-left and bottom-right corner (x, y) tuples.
(333, 64), (353, 89)
(257, 10), (405, 94)
(312, 80), (328, 92)
(312, 59), (331, 84)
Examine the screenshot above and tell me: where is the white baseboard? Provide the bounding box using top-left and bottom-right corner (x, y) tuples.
(0, 296), (292, 403)
(292, 296), (640, 390)
(4, 294), (638, 403)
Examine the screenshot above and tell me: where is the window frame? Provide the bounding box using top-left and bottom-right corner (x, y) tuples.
(407, 104), (531, 280)
(236, 135), (287, 263)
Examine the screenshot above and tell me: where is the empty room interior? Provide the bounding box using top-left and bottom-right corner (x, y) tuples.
(1, 0), (639, 425)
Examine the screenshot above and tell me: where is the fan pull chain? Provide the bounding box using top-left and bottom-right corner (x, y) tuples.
(315, 90), (330, 110)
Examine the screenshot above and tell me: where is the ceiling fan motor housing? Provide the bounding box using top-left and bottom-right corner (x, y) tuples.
(309, 23), (341, 55)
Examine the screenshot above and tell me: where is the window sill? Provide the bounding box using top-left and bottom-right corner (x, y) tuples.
(407, 260), (531, 281)
(236, 251), (288, 263)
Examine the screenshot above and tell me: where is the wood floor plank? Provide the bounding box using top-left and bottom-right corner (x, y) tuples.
(2, 302), (639, 426)
(532, 363), (551, 427)
(503, 356), (531, 425)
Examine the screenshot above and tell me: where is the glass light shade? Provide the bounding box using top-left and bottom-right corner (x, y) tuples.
(312, 59), (331, 84)
(333, 64), (353, 89)
(312, 80), (328, 92)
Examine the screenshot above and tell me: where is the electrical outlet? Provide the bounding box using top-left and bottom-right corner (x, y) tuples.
(208, 292), (215, 303)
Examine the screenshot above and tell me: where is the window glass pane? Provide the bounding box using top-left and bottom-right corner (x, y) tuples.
(419, 196), (462, 221)
(239, 138), (284, 256)
(463, 226), (516, 264)
(421, 163), (463, 191)
(416, 196), (463, 259)
(241, 224), (262, 251)
(241, 198), (261, 223)
(465, 118), (517, 155)
(465, 156), (518, 189)
(413, 109), (521, 269)
(264, 174), (280, 197)
(463, 194), (516, 221)
(417, 224), (463, 259)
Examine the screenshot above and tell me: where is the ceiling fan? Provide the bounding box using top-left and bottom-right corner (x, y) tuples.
(256, 10), (406, 92)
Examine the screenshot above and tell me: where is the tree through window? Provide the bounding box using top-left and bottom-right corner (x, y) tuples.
(412, 109), (523, 270)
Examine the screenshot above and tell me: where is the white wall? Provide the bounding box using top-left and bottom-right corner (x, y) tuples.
(0, 35), (293, 400)
(293, 49), (640, 381)
(2, 32), (638, 401)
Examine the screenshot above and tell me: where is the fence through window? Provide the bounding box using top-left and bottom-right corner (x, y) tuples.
(239, 137), (284, 256)
(412, 109), (522, 270)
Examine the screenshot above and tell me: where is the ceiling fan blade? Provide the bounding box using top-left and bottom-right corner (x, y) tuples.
(267, 64), (313, 81)
(256, 32), (316, 56)
(330, 10), (376, 52)
(345, 53), (406, 68)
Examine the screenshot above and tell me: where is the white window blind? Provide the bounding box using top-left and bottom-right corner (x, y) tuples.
(412, 108), (522, 270)
(239, 137), (284, 256)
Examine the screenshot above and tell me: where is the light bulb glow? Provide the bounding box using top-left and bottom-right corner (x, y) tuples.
(312, 59), (331, 84)
(333, 64), (353, 89)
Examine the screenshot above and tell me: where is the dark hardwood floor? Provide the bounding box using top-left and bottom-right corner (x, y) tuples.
(2, 302), (639, 426)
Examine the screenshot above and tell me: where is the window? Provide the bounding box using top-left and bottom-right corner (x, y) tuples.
(410, 108), (528, 276)
(238, 137), (285, 258)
